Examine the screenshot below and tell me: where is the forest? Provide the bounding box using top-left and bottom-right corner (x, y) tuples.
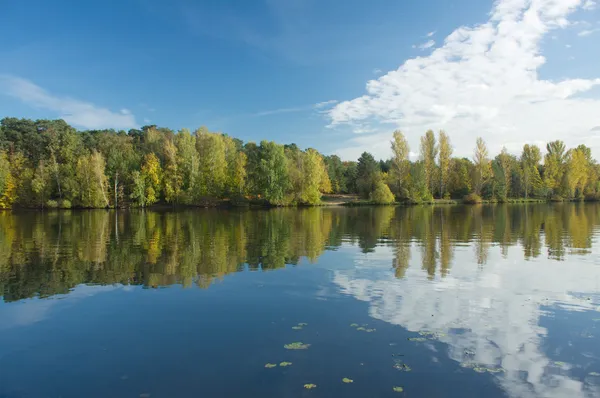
(0, 117), (598, 208)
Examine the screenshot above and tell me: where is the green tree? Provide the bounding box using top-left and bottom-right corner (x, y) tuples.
(448, 158), (472, 198)
(520, 144), (542, 199)
(497, 147), (512, 199)
(357, 152), (379, 199)
(175, 129), (200, 204)
(258, 141), (290, 205)
(32, 160), (52, 208)
(163, 140), (183, 204)
(324, 155), (346, 193)
(97, 132), (138, 207)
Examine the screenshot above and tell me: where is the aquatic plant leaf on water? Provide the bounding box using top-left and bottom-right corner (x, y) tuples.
(473, 367), (487, 373)
(279, 362), (292, 367)
(553, 361), (566, 366)
(298, 323), (308, 326)
(589, 372), (600, 376)
(408, 337), (427, 342)
(393, 360), (412, 372)
(342, 377), (353, 383)
(292, 326), (303, 330)
(393, 386), (404, 392)
(304, 384), (317, 389)
(350, 323), (359, 327)
(356, 327), (366, 331)
(265, 363), (277, 368)
(284, 342), (311, 350)
(366, 328), (376, 332)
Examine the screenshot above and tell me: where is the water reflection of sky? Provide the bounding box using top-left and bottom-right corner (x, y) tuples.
(333, 242), (600, 398)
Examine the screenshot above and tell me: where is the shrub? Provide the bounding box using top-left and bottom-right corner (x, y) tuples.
(369, 182), (395, 204)
(46, 200), (58, 208)
(463, 193), (482, 204)
(60, 199), (72, 209)
(550, 195), (565, 202)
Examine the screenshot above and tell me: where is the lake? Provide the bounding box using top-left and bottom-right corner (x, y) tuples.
(1, 204), (599, 398)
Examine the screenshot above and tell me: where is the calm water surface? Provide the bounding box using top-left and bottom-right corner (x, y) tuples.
(1, 205), (599, 398)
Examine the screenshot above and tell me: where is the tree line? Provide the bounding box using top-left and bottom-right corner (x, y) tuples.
(385, 130), (600, 203)
(0, 117), (598, 208)
(1, 204), (597, 301)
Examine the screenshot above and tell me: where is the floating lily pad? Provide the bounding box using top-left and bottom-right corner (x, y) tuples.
(553, 361), (566, 366)
(356, 327), (366, 331)
(419, 331), (435, 336)
(589, 372), (600, 376)
(342, 377), (353, 383)
(284, 342), (311, 350)
(292, 326), (303, 330)
(408, 337), (427, 342)
(473, 367), (487, 373)
(366, 329), (376, 333)
(393, 386), (404, 392)
(304, 384), (317, 389)
(350, 323), (359, 327)
(265, 363), (277, 368)
(393, 360), (412, 372)
(279, 362), (292, 367)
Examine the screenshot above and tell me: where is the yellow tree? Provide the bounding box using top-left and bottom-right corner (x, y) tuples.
(566, 148), (589, 199)
(472, 137), (491, 195)
(196, 130), (227, 198)
(141, 153), (162, 205)
(391, 130), (410, 199)
(0, 151), (16, 209)
(420, 130), (438, 196)
(544, 140), (567, 196)
(76, 151), (109, 208)
(301, 149), (331, 205)
(230, 151), (248, 197)
(438, 130), (453, 198)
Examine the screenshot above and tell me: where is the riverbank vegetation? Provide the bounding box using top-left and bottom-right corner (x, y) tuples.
(0, 117), (598, 208)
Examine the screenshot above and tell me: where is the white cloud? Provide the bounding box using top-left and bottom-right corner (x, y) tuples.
(0, 75), (138, 130)
(327, 0), (600, 160)
(254, 100), (338, 117)
(426, 30), (437, 37)
(314, 99), (339, 108)
(582, 0), (597, 10)
(143, 118), (151, 124)
(565, 44), (572, 48)
(412, 40), (436, 50)
(373, 68), (383, 75)
(578, 28), (599, 36)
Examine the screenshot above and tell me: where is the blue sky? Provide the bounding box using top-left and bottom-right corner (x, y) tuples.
(1, 0), (599, 160)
